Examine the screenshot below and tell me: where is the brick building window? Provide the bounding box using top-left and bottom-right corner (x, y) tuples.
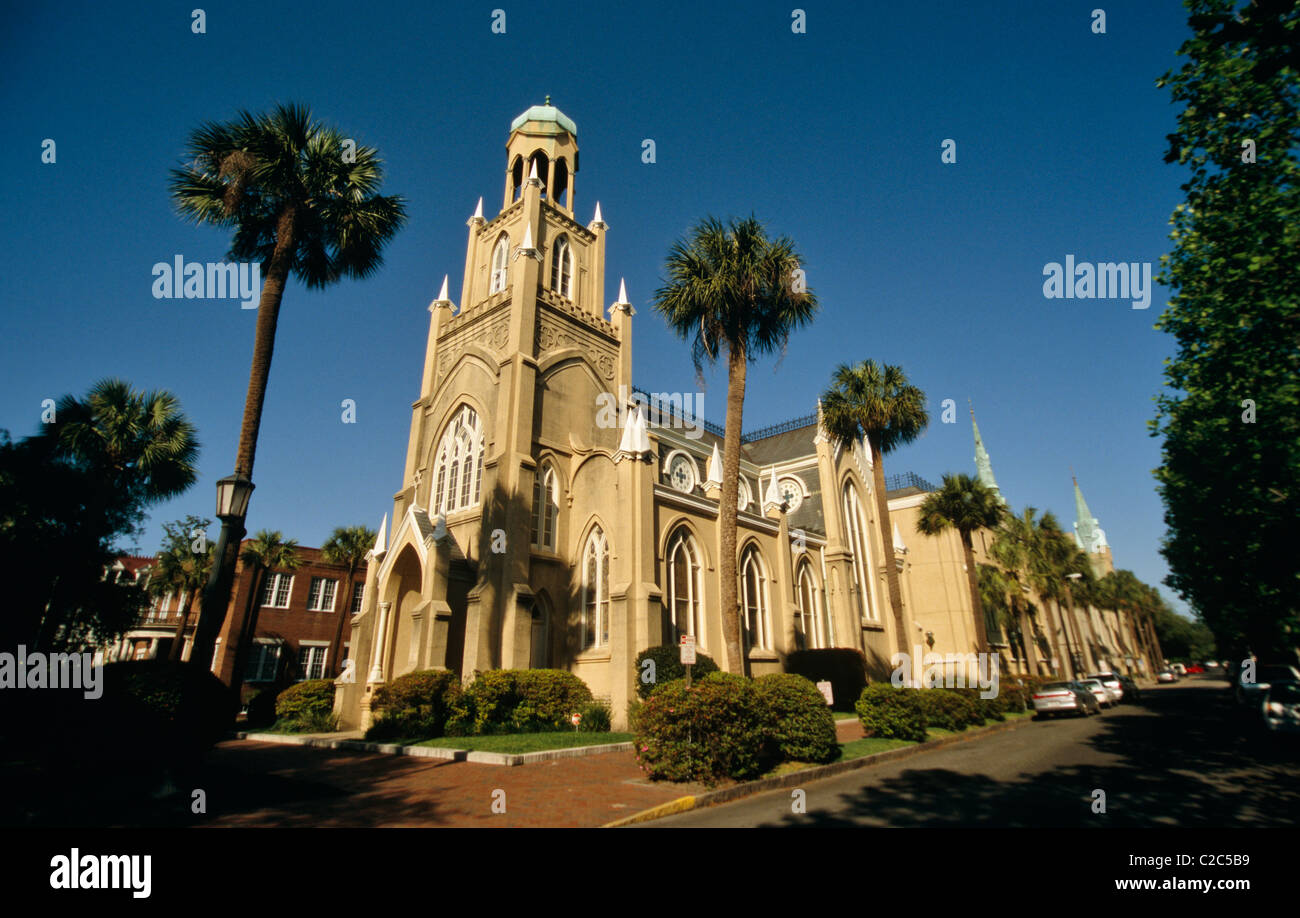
(261, 573), (294, 609)
(307, 577), (337, 612)
(351, 581), (365, 614)
(298, 643), (328, 681)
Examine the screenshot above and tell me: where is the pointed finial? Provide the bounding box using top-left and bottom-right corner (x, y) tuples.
(371, 513), (388, 558)
(472, 197), (483, 220)
(617, 278), (629, 304)
(592, 201), (604, 226)
(521, 223), (533, 249)
(437, 275), (450, 302)
(528, 159), (539, 181)
(545, 94), (551, 105)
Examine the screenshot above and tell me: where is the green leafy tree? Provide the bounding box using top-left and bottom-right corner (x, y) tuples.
(1152, 0), (1300, 660)
(5, 380), (199, 650)
(170, 103), (407, 665)
(320, 525), (376, 677)
(821, 361), (929, 655)
(915, 473), (1004, 654)
(149, 516), (215, 661)
(652, 216), (819, 672)
(230, 531), (302, 697)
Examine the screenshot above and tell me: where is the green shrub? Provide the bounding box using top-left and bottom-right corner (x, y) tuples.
(366, 669), (461, 741)
(752, 673), (840, 764)
(634, 645), (720, 699)
(916, 687), (983, 730)
(245, 687), (280, 728)
(274, 679), (337, 730)
(952, 686), (1004, 722)
(786, 648), (869, 711)
(576, 701), (612, 732)
(26, 660), (239, 776)
(634, 672), (767, 785)
(855, 683), (928, 742)
(447, 669), (594, 735)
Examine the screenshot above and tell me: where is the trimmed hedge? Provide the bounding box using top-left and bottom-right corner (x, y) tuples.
(576, 700), (612, 733)
(785, 648), (869, 711)
(366, 669), (462, 741)
(274, 679), (337, 732)
(916, 687), (983, 731)
(634, 644), (720, 699)
(634, 672), (767, 785)
(855, 683), (928, 742)
(447, 669), (594, 735)
(952, 686), (1005, 722)
(752, 673), (840, 764)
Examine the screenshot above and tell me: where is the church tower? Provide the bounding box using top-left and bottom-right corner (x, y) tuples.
(1072, 474), (1114, 576)
(336, 100), (648, 730)
(970, 403), (1005, 505)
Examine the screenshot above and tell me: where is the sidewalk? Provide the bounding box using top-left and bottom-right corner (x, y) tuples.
(200, 738), (697, 828)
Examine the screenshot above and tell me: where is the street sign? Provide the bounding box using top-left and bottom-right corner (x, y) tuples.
(679, 634), (696, 665)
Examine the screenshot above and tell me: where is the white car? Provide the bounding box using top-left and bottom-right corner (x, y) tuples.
(1157, 670), (1177, 683)
(1086, 672), (1124, 705)
(1077, 678), (1112, 708)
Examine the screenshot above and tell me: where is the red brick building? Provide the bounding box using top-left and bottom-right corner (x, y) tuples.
(212, 543), (367, 692)
(99, 544), (366, 696)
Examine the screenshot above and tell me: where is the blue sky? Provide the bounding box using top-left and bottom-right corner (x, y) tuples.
(1, 1), (1196, 613)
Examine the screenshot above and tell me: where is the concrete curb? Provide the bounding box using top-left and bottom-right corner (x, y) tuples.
(237, 731), (633, 766)
(604, 714), (1037, 827)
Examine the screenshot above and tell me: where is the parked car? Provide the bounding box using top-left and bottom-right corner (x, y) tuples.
(1157, 669), (1177, 683)
(1236, 663), (1300, 707)
(1078, 678), (1113, 708)
(1185, 664), (1205, 674)
(1171, 663), (1187, 675)
(1205, 661), (1221, 670)
(1032, 681), (1101, 718)
(1117, 674), (1142, 702)
(1086, 672), (1125, 705)
(1261, 681), (1300, 735)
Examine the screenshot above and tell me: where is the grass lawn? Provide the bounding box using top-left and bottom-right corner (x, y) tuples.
(833, 712), (859, 722)
(415, 732), (633, 754)
(838, 736), (917, 760)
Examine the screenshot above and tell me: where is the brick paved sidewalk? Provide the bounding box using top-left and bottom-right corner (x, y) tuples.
(199, 739), (696, 828)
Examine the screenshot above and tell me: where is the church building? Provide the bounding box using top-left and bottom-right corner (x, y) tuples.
(333, 102), (962, 730)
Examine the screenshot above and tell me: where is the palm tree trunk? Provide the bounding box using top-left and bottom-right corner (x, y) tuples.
(869, 446), (908, 656)
(1044, 595), (1066, 677)
(230, 565), (266, 697)
(193, 207), (296, 670)
(719, 343), (747, 674)
(325, 565), (355, 677)
(168, 593), (195, 661)
(235, 206), (296, 478)
(960, 532), (990, 655)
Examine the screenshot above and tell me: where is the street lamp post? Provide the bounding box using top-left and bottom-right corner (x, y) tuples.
(191, 473), (254, 674)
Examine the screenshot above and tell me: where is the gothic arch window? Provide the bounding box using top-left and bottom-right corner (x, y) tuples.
(581, 525), (609, 650)
(553, 157), (570, 207)
(510, 156), (524, 202)
(490, 233), (510, 294)
(550, 235), (572, 299)
(842, 482), (875, 621)
(666, 528), (704, 645)
(740, 545), (771, 651)
(431, 406), (484, 515)
(797, 559), (828, 649)
(531, 463), (559, 551)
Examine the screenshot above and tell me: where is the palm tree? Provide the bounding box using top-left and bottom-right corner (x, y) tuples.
(230, 530), (301, 698)
(978, 563), (1023, 668)
(33, 379), (199, 650)
(652, 216), (818, 673)
(1035, 513), (1088, 677)
(915, 473), (1005, 654)
(171, 103), (406, 665)
(988, 508), (1046, 674)
(320, 525), (376, 677)
(821, 361), (929, 655)
(150, 516), (215, 661)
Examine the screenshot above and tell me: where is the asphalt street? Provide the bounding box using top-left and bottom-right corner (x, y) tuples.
(641, 677), (1300, 827)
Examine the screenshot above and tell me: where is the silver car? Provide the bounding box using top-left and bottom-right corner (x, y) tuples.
(1077, 678), (1112, 709)
(1032, 681), (1101, 718)
(1086, 672), (1124, 705)
(1262, 681), (1300, 734)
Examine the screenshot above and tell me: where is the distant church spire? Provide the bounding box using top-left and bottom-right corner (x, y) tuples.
(970, 401), (1005, 505)
(1072, 473), (1108, 554)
